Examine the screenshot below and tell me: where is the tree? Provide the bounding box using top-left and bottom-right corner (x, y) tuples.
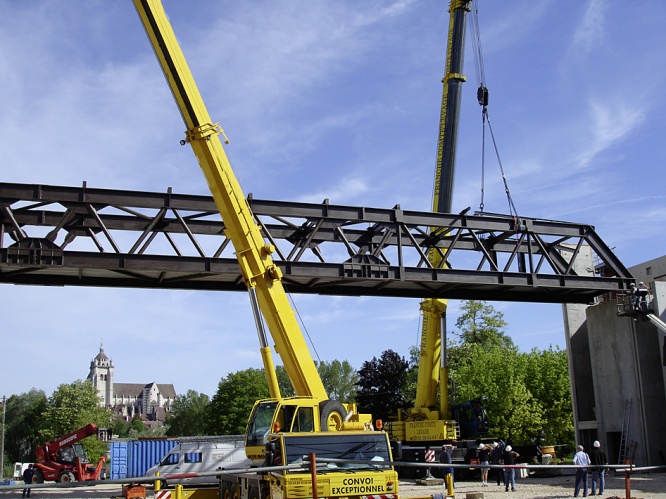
(317, 360), (358, 403)
(128, 416), (148, 437)
(275, 365), (295, 398)
(523, 346), (574, 447)
(3, 389), (47, 462)
(39, 380), (113, 462)
(112, 418), (132, 438)
(403, 345), (420, 404)
(448, 343), (544, 444)
(207, 369), (270, 435)
(166, 390), (210, 437)
(454, 300), (514, 349)
(446, 301), (574, 445)
(355, 350), (409, 422)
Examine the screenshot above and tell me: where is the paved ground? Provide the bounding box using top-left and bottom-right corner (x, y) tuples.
(1, 473), (665, 499)
(399, 472), (666, 499)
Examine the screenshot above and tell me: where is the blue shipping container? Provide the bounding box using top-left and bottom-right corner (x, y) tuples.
(128, 440), (178, 478)
(110, 441), (128, 480)
(110, 440), (178, 479)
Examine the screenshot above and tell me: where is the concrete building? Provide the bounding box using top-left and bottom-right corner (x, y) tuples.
(565, 255), (666, 467)
(87, 344), (176, 424)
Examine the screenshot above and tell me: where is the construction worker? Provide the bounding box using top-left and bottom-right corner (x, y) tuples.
(22, 464), (34, 498)
(440, 444), (454, 494)
(629, 283), (638, 310)
(636, 282), (649, 311)
(573, 445), (591, 497)
(590, 441), (608, 496)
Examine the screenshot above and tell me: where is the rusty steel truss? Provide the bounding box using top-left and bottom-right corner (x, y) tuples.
(0, 182), (633, 303)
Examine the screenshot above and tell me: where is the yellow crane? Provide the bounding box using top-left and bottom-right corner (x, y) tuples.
(386, 0), (489, 473)
(132, 0), (372, 467)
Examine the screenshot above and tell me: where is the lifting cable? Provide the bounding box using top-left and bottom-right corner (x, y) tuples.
(469, 0), (519, 221)
(285, 285), (322, 363)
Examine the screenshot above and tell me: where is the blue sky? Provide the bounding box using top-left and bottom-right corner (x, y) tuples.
(1, 0), (664, 400)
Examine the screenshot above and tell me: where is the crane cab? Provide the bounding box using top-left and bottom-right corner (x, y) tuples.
(244, 398), (371, 463)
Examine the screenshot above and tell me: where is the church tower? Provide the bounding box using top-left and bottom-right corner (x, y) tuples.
(87, 343), (114, 407)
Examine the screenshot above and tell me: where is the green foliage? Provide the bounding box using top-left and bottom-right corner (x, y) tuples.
(3, 389), (47, 462)
(523, 346), (575, 447)
(127, 417), (167, 439)
(452, 345), (544, 443)
(276, 365), (295, 398)
(403, 345), (420, 404)
(129, 416), (146, 434)
(39, 380), (113, 462)
(446, 301), (574, 446)
(355, 349), (409, 422)
(112, 418), (132, 438)
(166, 390), (210, 437)
(454, 300), (514, 349)
(317, 360), (358, 403)
(207, 369), (270, 435)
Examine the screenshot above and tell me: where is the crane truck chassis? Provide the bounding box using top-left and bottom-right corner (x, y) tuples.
(217, 432), (398, 499)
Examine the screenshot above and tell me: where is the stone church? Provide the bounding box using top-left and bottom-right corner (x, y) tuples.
(87, 344), (176, 424)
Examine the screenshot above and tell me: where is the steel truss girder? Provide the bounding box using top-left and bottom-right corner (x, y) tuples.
(0, 182), (633, 303)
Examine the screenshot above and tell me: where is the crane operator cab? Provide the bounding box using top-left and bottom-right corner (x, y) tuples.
(57, 445), (88, 465)
(451, 399), (489, 439)
(246, 399), (319, 464)
(245, 397), (371, 464)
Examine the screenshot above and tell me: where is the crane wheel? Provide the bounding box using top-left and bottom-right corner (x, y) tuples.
(319, 400), (347, 431)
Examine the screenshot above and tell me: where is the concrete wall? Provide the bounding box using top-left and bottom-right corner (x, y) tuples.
(563, 304), (595, 422)
(564, 255), (666, 467)
(587, 301), (646, 465)
(562, 245), (596, 440)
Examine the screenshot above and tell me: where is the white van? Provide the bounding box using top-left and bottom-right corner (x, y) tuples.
(14, 463), (32, 479)
(145, 437), (251, 486)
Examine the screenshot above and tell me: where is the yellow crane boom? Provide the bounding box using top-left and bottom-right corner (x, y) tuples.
(132, 0), (371, 465)
(132, 0), (327, 403)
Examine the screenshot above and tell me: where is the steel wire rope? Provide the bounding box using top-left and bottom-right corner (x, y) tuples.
(284, 283), (322, 364)
(469, 0), (519, 220)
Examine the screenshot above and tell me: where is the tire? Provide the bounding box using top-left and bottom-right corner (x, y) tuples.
(59, 470), (76, 483)
(32, 468), (44, 484)
(319, 400), (347, 431)
(230, 483), (240, 499)
(248, 485), (260, 499)
(220, 480), (230, 499)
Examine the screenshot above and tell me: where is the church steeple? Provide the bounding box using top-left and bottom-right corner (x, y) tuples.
(87, 342), (114, 407)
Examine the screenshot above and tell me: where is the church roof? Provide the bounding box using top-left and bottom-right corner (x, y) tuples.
(112, 382), (176, 399)
(95, 344), (109, 361)
(156, 383), (177, 398)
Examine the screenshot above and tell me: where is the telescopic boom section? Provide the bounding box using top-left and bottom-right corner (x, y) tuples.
(433, 0), (471, 214)
(416, 0), (471, 424)
(133, 0), (327, 401)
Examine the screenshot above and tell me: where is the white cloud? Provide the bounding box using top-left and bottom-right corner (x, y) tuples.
(571, 0), (606, 55)
(575, 97), (646, 169)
